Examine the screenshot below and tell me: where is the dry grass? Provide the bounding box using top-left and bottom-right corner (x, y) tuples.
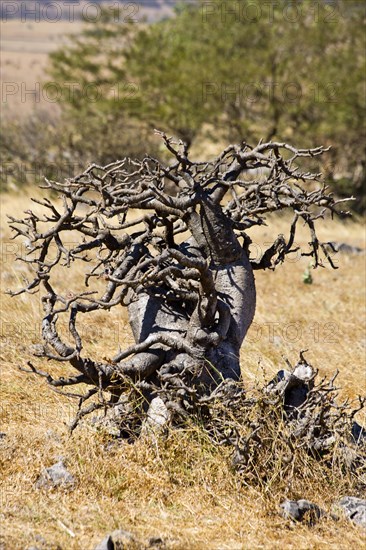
(0, 20), (83, 115)
(0, 189), (365, 549)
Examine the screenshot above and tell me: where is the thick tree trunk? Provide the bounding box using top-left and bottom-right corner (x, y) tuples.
(127, 194), (256, 387)
(207, 252), (256, 380)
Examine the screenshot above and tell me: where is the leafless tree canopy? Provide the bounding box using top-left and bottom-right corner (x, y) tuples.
(8, 132), (351, 428)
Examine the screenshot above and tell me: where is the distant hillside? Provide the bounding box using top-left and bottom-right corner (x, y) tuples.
(2, 1), (361, 22)
(0, 0), (195, 22)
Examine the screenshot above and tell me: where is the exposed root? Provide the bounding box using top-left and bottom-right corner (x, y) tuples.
(48, 352), (365, 494)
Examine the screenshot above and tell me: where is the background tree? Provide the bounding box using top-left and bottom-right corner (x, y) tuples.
(3, 2), (363, 208)
(0, 9), (158, 193)
(43, 0), (365, 211)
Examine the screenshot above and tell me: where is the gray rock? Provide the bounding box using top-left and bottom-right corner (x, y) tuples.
(87, 397), (135, 438)
(34, 534), (47, 544)
(93, 529), (136, 550)
(26, 534), (52, 550)
(141, 397), (170, 435)
(280, 499), (302, 521)
(35, 460), (75, 489)
(267, 366), (315, 415)
(147, 397), (170, 427)
(147, 537), (166, 548)
(280, 499), (324, 524)
(352, 422), (366, 445)
(336, 496), (366, 529)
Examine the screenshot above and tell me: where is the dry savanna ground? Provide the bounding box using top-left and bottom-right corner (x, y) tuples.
(0, 2), (179, 117)
(0, 187), (365, 550)
(1, 19), (83, 116)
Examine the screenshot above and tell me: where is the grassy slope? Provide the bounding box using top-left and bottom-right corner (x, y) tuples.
(0, 190), (365, 549)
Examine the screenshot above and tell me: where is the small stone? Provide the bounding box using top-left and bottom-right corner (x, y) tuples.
(292, 364), (314, 381)
(280, 499), (302, 521)
(335, 496), (366, 529)
(141, 397), (170, 436)
(93, 529), (136, 550)
(280, 499), (324, 524)
(28, 534), (51, 549)
(35, 460), (75, 490)
(34, 535), (47, 543)
(105, 425), (122, 438)
(147, 537), (166, 548)
(352, 422), (366, 445)
(147, 397), (170, 427)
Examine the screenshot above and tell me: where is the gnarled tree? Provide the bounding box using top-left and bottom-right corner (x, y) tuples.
(8, 133), (350, 430)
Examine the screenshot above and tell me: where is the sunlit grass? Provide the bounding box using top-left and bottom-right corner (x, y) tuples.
(1, 190), (365, 549)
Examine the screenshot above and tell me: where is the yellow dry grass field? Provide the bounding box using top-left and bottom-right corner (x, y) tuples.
(0, 186), (365, 549)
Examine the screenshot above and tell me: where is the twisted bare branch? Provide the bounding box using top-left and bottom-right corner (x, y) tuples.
(8, 134), (351, 428)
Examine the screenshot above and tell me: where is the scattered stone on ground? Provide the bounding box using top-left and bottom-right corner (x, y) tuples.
(88, 400), (131, 438)
(280, 499), (325, 524)
(334, 496), (366, 529)
(352, 422), (366, 445)
(147, 537), (167, 549)
(280, 496), (366, 529)
(267, 365), (314, 412)
(93, 530), (168, 550)
(35, 460), (75, 490)
(143, 397), (170, 432)
(93, 529), (137, 550)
